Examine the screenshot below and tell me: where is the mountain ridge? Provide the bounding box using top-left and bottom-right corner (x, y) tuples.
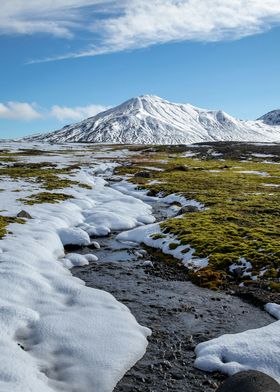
(23, 95), (280, 144)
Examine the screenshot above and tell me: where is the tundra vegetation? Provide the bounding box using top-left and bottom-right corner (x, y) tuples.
(1, 143), (280, 292)
(116, 144), (280, 291)
(0, 148), (91, 237)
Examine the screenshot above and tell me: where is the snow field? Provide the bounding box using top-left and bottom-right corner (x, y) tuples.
(0, 168), (154, 392)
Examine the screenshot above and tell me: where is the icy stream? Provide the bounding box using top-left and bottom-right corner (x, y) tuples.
(72, 179), (275, 392)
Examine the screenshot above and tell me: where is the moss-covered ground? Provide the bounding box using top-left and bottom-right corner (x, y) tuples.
(0, 216), (25, 239)
(0, 148), (92, 238)
(116, 143), (280, 290)
(0, 161), (91, 194)
(18, 192), (73, 205)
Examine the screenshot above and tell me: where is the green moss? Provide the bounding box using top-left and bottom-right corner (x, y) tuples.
(169, 242), (180, 250)
(18, 192), (73, 205)
(0, 162), (91, 191)
(269, 282), (280, 292)
(0, 216), (25, 239)
(151, 233), (167, 240)
(121, 154), (280, 289)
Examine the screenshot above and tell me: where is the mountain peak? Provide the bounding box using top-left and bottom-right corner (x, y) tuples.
(258, 109), (280, 125)
(23, 96), (280, 144)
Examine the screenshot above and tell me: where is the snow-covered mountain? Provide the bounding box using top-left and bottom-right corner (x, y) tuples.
(24, 95), (280, 144)
(258, 109), (280, 126)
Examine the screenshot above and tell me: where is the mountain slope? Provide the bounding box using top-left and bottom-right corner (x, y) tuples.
(258, 109), (280, 126)
(24, 95), (280, 144)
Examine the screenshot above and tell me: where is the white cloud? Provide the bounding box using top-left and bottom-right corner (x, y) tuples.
(0, 1), (107, 37)
(0, 102), (42, 121)
(0, 101), (109, 122)
(50, 104), (109, 121)
(2, 1), (280, 60)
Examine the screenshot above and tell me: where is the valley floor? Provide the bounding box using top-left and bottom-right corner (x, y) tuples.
(0, 141), (280, 391)
(72, 208), (273, 392)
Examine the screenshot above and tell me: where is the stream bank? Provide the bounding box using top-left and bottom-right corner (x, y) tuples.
(72, 182), (274, 392)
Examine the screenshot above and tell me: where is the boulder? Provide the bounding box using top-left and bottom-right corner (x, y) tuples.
(17, 210), (32, 219)
(216, 371), (280, 392)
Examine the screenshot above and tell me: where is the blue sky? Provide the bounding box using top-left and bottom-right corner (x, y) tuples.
(1, 1), (280, 138)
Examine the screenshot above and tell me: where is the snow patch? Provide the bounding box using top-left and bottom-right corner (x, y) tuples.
(59, 227), (90, 246)
(195, 305), (280, 382)
(117, 223), (208, 270)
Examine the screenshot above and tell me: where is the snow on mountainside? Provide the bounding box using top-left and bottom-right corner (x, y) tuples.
(24, 95), (280, 144)
(258, 109), (280, 125)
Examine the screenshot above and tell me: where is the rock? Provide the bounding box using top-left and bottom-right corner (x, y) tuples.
(143, 260), (154, 268)
(134, 171), (152, 178)
(231, 267), (243, 277)
(87, 241), (101, 249)
(216, 371), (280, 392)
(17, 210), (32, 219)
(170, 165), (189, 171)
(64, 244), (84, 252)
(177, 205), (199, 215)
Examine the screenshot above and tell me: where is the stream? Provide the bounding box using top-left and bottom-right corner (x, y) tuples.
(72, 178), (274, 392)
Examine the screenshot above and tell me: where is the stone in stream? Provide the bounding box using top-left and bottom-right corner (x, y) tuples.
(64, 244), (84, 252)
(142, 260), (154, 268)
(65, 240), (101, 252)
(216, 371), (280, 392)
(87, 241), (101, 250)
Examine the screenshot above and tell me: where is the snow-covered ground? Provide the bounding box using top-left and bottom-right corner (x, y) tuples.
(0, 144), (153, 392)
(1, 142), (280, 390)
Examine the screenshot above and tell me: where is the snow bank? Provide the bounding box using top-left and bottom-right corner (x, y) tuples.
(115, 185), (206, 269)
(0, 169), (153, 392)
(111, 180), (158, 201)
(59, 227), (91, 246)
(194, 304), (280, 382)
(117, 222), (208, 270)
(80, 178), (156, 236)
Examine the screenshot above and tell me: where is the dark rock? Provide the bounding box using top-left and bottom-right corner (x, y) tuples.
(64, 244), (83, 252)
(216, 371), (280, 392)
(17, 210), (32, 219)
(171, 165), (189, 171)
(231, 267), (243, 277)
(177, 205), (199, 215)
(134, 171), (152, 178)
(13, 162), (25, 168)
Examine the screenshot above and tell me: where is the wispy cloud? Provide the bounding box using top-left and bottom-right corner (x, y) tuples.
(0, 102), (42, 120)
(2, 1), (280, 61)
(0, 101), (108, 121)
(0, 1), (108, 38)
